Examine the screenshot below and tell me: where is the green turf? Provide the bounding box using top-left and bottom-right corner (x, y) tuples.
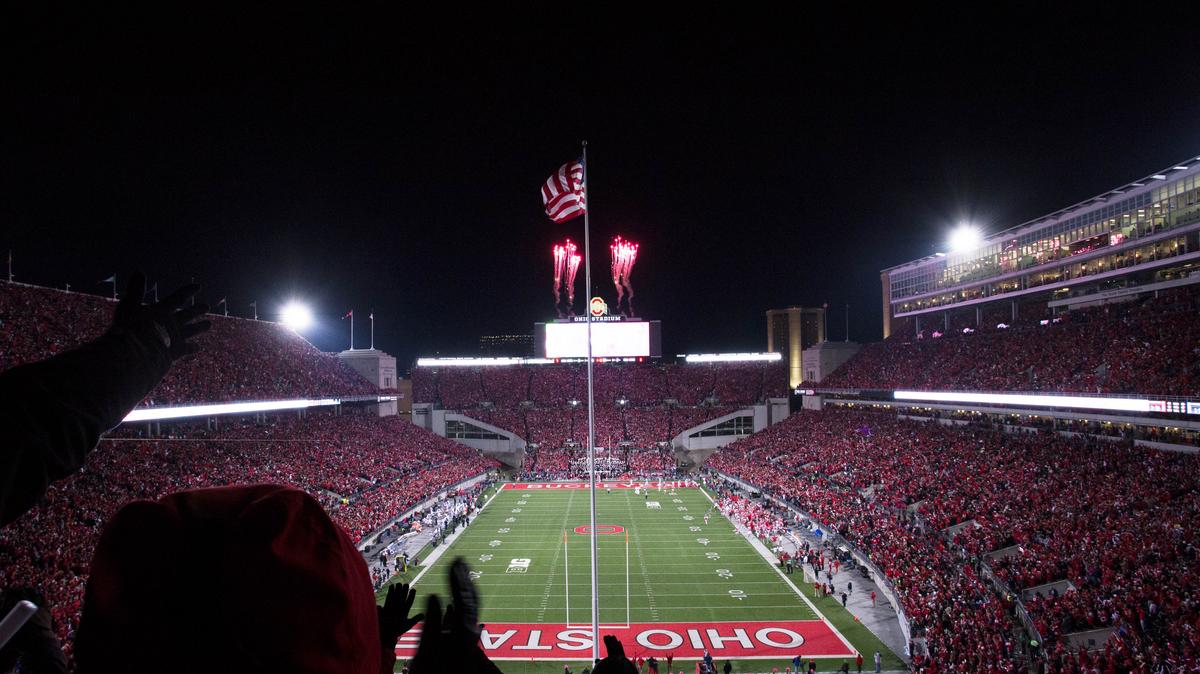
(381, 484), (903, 673)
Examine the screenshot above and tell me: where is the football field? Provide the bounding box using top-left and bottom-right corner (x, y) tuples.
(390, 482), (902, 673)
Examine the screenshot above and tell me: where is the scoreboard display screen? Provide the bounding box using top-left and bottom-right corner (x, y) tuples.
(536, 320), (661, 359)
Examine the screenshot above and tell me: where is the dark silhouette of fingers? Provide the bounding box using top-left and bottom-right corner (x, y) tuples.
(175, 304), (209, 323)
(158, 283), (201, 310)
(117, 272), (146, 317)
(180, 321), (211, 340)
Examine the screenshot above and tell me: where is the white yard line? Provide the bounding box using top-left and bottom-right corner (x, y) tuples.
(536, 489), (576, 622)
(626, 492), (659, 621)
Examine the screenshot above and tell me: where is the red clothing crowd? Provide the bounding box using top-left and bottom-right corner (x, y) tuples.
(0, 411), (496, 661)
(413, 360), (787, 410)
(706, 408), (1200, 673)
(468, 404), (740, 454)
(822, 286), (1200, 396)
(0, 282), (377, 405)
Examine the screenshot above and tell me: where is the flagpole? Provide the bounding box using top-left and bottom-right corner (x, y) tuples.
(350, 312), (355, 350)
(370, 310), (375, 350)
(582, 140), (600, 662)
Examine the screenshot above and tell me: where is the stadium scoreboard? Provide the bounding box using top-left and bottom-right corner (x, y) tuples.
(535, 317), (662, 359)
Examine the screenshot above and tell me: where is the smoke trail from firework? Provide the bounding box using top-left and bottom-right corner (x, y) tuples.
(565, 240), (581, 311)
(609, 238), (625, 310)
(623, 240), (639, 316)
(552, 244), (567, 316)
(610, 236), (640, 315)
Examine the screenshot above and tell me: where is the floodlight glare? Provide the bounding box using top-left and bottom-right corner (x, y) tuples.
(280, 302), (313, 331)
(947, 224), (983, 253)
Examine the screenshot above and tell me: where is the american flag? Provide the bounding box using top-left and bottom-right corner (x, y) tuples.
(541, 159), (587, 223)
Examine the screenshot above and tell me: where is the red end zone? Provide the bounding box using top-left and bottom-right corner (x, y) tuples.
(396, 621), (856, 660)
(503, 481), (695, 491)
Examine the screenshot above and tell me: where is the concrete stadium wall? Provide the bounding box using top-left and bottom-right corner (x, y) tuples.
(410, 405), (526, 468)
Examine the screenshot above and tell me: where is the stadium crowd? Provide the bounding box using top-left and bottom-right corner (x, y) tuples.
(413, 346), (786, 478)
(0, 411), (496, 662)
(0, 282), (377, 405)
(706, 406), (1200, 673)
(822, 285), (1200, 396)
(416, 360), (784, 410)
(479, 405), (740, 455)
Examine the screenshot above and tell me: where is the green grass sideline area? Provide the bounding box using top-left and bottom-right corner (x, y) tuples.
(379, 482), (903, 673)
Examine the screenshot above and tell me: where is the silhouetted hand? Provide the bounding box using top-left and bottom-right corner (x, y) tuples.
(593, 635), (637, 674)
(112, 272), (210, 360)
(448, 557), (480, 637)
(410, 559), (500, 674)
(379, 583), (424, 647)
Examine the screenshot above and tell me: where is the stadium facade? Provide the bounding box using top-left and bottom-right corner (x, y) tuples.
(766, 306), (825, 388)
(881, 155), (1200, 337)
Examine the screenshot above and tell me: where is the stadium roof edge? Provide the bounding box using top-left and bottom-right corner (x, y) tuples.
(881, 152), (1200, 275)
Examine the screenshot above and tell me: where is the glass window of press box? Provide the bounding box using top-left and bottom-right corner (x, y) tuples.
(888, 173), (1200, 306)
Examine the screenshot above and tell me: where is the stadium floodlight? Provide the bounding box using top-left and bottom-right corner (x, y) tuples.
(947, 224), (983, 254)
(280, 302), (313, 331)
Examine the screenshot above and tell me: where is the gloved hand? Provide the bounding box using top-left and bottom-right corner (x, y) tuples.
(112, 272), (210, 360)
(409, 559), (500, 674)
(379, 582), (424, 647)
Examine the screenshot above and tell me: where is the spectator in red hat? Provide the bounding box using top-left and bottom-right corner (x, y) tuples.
(75, 483), (475, 674)
(76, 484), (386, 673)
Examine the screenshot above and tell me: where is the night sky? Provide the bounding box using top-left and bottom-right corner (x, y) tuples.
(5, 10), (1200, 369)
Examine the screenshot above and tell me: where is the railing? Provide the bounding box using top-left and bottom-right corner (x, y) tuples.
(979, 560), (1045, 650)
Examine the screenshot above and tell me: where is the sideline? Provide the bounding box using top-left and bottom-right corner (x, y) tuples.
(409, 482), (506, 586)
(698, 486), (860, 655)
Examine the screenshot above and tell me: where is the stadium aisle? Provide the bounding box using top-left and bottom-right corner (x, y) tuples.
(782, 528), (910, 672)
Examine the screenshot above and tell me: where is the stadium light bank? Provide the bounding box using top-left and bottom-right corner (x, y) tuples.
(122, 398), (342, 422)
(893, 390), (1199, 415)
(416, 357), (556, 367)
(121, 396), (398, 423)
(682, 353), (782, 363)
(415, 354), (782, 367)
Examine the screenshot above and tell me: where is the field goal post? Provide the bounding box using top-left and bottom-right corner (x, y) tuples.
(564, 526), (632, 629)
